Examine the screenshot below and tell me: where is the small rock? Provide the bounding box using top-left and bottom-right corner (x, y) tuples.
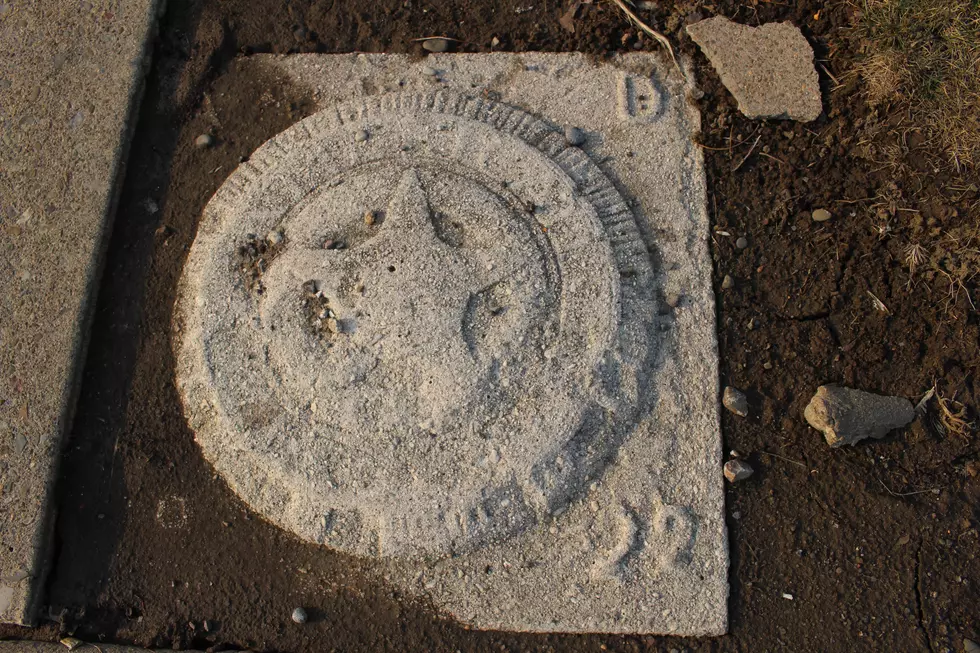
(723, 386), (749, 417)
(804, 385), (915, 447)
(490, 36), (501, 48)
(422, 37), (452, 53)
(291, 607), (308, 624)
(724, 459), (754, 483)
(364, 210), (377, 226)
(266, 230), (284, 245)
(721, 274), (734, 289)
(811, 208), (832, 222)
(638, 0), (658, 9)
(564, 126), (586, 146)
(735, 236), (748, 249)
(964, 638), (980, 653)
(354, 129), (369, 143)
(195, 134), (213, 148)
(666, 292), (682, 308)
(421, 66), (438, 77)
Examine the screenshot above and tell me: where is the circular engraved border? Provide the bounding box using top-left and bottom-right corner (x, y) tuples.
(175, 89), (660, 558)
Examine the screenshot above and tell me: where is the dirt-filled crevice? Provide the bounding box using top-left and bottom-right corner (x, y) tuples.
(2, 0), (977, 651)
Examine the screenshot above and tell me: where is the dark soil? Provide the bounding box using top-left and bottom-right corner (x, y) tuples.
(2, 0), (978, 651)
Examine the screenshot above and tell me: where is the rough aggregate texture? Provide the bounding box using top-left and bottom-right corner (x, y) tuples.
(0, 0), (159, 626)
(804, 385), (916, 447)
(686, 17), (822, 122)
(173, 53), (724, 635)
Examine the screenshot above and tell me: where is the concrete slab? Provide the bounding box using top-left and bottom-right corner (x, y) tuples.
(0, 643), (212, 653)
(175, 53), (725, 634)
(687, 17), (822, 122)
(0, 0), (160, 625)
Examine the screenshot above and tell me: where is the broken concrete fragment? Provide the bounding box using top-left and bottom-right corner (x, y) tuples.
(724, 459), (754, 483)
(686, 17), (822, 122)
(804, 385), (915, 447)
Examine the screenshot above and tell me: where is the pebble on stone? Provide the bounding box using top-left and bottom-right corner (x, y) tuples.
(421, 66), (438, 77)
(721, 274), (734, 290)
(195, 134), (214, 148)
(804, 385), (915, 447)
(291, 607), (308, 624)
(266, 230), (284, 245)
(422, 37), (453, 53)
(811, 208), (832, 222)
(724, 459), (754, 483)
(722, 386), (749, 417)
(735, 236), (748, 249)
(354, 129), (369, 143)
(564, 126), (586, 146)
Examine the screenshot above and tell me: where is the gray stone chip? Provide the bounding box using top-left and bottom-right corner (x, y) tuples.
(723, 386), (748, 417)
(723, 459), (754, 483)
(804, 385), (915, 447)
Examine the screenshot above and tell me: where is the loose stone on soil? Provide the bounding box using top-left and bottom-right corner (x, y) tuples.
(421, 38), (452, 53)
(354, 129), (369, 142)
(564, 126), (586, 146)
(195, 134), (214, 148)
(735, 236), (748, 249)
(724, 459), (754, 483)
(686, 17), (822, 122)
(723, 386), (749, 417)
(804, 385), (916, 447)
(721, 274), (734, 289)
(291, 607), (308, 624)
(811, 208), (832, 222)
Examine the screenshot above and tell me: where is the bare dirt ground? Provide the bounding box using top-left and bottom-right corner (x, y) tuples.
(2, 0), (978, 651)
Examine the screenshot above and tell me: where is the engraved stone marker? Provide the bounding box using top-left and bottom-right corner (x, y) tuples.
(175, 54), (726, 634)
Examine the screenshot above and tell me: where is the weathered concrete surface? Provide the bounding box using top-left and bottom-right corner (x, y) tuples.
(805, 385), (915, 447)
(0, 642), (212, 653)
(0, 0), (160, 625)
(687, 17), (822, 122)
(175, 53), (726, 635)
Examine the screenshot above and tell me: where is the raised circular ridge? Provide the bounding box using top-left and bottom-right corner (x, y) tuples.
(175, 89), (659, 559)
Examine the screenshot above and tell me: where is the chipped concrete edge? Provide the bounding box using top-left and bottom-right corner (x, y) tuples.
(1, 0), (166, 627)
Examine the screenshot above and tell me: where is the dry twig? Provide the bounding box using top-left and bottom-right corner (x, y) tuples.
(606, 0), (679, 71)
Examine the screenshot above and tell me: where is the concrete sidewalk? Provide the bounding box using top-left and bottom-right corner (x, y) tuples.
(0, 642), (233, 653)
(0, 0), (161, 625)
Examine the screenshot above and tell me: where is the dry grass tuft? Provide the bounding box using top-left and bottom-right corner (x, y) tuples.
(904, 241), (926, 287)
(936, 390), (973, 438)
(853, 0), (980, 168)
(860, 49), (906, 105)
